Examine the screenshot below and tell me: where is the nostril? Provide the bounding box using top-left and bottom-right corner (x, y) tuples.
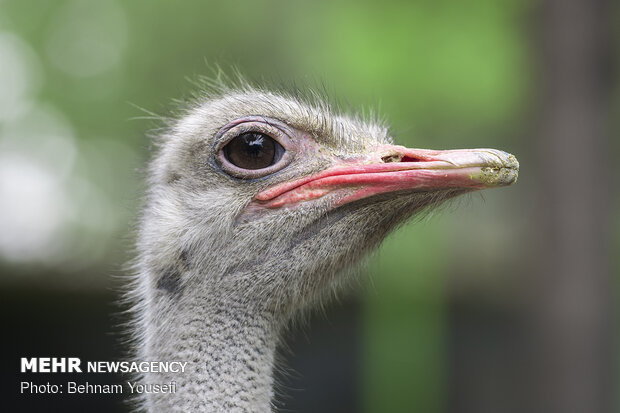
(381, 154), (421, 163)
(381, 154), (402, 163)
(400, 155), (421, 163)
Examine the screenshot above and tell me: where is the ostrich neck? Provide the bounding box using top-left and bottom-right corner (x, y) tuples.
(143, 289), (281, 412)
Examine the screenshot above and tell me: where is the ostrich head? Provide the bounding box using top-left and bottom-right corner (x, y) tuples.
(133, 85), (518, 412)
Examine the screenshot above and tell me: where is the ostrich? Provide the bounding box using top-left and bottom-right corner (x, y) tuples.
(130, 84), (518, 412)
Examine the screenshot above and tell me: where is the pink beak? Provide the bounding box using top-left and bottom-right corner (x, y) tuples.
(254, 144), (519, 208)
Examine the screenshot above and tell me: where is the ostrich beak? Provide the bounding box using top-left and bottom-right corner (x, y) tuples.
(254, 145), (519, 208)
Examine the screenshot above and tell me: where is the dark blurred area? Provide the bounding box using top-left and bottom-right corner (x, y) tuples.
(0, 0), (617, 412)
(2, 286), (126, 412)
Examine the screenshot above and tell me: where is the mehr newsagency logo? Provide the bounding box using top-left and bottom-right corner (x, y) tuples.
(20, 357), (184, 395)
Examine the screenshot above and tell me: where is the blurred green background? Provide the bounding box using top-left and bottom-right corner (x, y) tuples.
(1, 0), (616, 412)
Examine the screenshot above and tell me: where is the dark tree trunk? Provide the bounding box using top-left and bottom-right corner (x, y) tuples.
(531, 0), (615, 412)
(447, 1), (616, 412)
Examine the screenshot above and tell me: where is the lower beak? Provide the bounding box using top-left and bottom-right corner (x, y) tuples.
(254, 144), (519, 208)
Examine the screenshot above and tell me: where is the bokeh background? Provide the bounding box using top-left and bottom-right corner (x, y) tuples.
(1, 0), (617, 412)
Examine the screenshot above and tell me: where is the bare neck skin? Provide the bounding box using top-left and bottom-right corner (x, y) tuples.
(141, 287), (282, 413)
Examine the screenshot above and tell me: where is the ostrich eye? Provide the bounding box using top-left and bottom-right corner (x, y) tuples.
(223, 132), (284, 170)
(216, 119), (295, 179)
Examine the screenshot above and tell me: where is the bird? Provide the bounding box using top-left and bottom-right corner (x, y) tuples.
(128, 82), (518, 412)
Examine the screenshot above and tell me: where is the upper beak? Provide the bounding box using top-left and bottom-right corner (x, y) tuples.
(254, 144), (519, 208)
